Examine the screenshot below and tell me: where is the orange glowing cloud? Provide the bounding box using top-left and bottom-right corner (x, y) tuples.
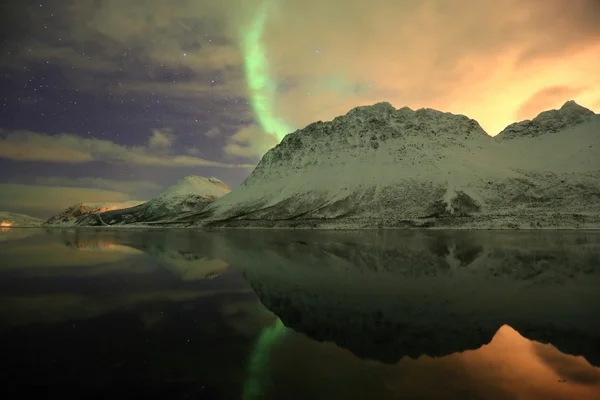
(516, 85), (588, 121)
(256, 0), (600, 135)
(0, 221), (13, 227)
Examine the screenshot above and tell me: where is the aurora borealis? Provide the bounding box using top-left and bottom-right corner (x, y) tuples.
(241, 2), (293, 141)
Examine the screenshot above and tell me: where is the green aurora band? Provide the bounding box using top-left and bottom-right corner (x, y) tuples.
(241, 2), (292, 142)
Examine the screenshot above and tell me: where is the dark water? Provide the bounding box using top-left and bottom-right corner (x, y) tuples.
(1, 228), (599, 400)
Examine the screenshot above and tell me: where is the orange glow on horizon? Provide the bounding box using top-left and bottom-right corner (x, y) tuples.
(99, 206), (124, 212)
(0, 221), (13, 227)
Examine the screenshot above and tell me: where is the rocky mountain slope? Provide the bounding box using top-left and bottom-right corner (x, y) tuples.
(179, 100), (599, 229)
(496, 100), (596, 140)
(0, 211), (43, 227)
(43, 201), (144, 226)
(59, 176), (230, 226)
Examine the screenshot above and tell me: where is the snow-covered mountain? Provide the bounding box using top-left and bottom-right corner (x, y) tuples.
(43, 201), (144, 226)
(0, 211), (43, 227)
(496, 100), (596, 140)
(67, 176), (230, 226)
(179, 100), (599, 229)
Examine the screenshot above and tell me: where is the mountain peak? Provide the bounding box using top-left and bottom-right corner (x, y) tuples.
(496, 100), (595, 140)
(246, 102), (489, 185)
(176, 175), (225, 185)
(160, 175), (230, 199)
(346, 101), (397, 117)
(559, 100), (589, 112)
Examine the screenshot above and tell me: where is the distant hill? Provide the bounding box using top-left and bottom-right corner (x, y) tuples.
(45, 176), (230, 227)
(0, 211), (43, 227)
(43, 201), (144, 226)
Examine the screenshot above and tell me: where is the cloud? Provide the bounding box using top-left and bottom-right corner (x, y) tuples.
(64, 0), (242, 70)
(2, 0), (248, 100)
(0, 129), (255, 168)
(7, 40), (117, 73)
(257, 0), (600, 135)
(109, 79), (248, 103)
(148, 129), (174, 149)
(516, 86), (588, 120)
(0, 183), (139, 218)
(33, 177), (162, 195)
(222, 125), (279, 159)
(204, 127), (222, 138)
(4, 0), (600, 144)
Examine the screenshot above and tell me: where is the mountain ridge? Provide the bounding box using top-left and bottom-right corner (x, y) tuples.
(44, 175), (230, 226)
(176, 100), (598, 229)
(39, 100), (599, 229)
(496, 100), (596, 140)
(43, 201), (143, 226)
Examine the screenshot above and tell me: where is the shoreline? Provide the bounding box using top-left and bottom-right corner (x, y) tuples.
(4, 225), (600, 232)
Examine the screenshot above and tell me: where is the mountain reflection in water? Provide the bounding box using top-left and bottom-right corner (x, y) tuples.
(0, 228), (598, 399)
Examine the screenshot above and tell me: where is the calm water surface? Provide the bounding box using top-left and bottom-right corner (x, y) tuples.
(0, 228), (599, 399)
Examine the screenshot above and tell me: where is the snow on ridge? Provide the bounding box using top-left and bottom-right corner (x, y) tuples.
(202, 102), (504, 220)
(156, 175), (230, 200)
(496, 100), (596, 140)
(343, 102), (489, 136)
(233, 101), (497, 193)
(84, 201), (145, 210)
(143, 175), (231, 214)
(195, 100), (599, 229)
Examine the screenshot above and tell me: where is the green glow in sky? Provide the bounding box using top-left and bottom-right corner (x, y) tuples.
(241, 2), (292, 141)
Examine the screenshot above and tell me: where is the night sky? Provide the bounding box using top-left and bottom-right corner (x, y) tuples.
(1, 0), (599, 218)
